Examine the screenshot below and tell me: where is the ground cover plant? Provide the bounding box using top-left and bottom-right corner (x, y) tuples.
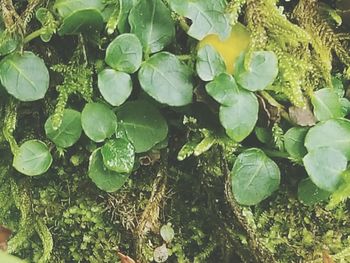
(1, 0), (350, 262)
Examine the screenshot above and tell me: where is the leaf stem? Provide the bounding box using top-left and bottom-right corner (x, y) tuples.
(23, 28), (44, 44)
(178, 16), (190, 32)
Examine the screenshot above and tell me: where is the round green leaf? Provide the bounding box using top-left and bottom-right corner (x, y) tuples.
(101, 138), (135, 173)
(305, 118), (350, 159)
(298, 178), (330, 205)
(234, 51), (278, 91)
(58, 9), (104, 36)
(117, 101), (168, 153)
(196, 45), (226, 81)
(98, 69), (132, 106)
(13, 140), (53, 176)
(129, 0), (174, 54)
(303, 147), (347, 192)
(139, 52), (193, 106)
(81, 102), (117, 142)
(231, 148), (280, 205)
(219, 90), (259, 142)
(54, 0), (105, 17)
(284, 127), (308, 159)
(88, 149), (129, 192)
(0, 51), (49, 101)
(45, 109), (82, 148)
(205, 73), (239, 106)
(160, 224), (175, 243)
(311, 88), (344, 121)
(105, 33), (142, 73)
(169, 0), (230, 40)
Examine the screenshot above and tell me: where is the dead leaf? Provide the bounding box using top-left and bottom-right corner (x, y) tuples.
(117, 252), (136, 263)
(289, 105), (316, 126)
(322, 250), (334, 263)
(0, 225), (12, 251)
(139, 151), (161, 166)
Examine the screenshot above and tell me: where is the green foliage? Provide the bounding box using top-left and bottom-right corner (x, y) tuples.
(129, 0), (174, 54)
(1, 0), (350, 261)
(117, 101), (168, 153)
(45, 109), (82, 148)
(105, 33), (142, 73)
(0, 252), (24, 263)
(139, 52), (193, 106)
(98, 69), (132, 106)
(303, 147), (347, 192)
(298, 178), (330, 205)
(13, 140), (53, 176)
(169, 0), (230, 40)
(311, 88), (344, 121)
(0, 52), (49, 101)
(81, 102), (117, 142)
(196, 45), (226, 81)
(101, 138), (135, 173)
(88, 149), (129, 192)
(305, 118), (350, 159)
(284, 127), (308, 160)
(231, 148), (280, 205)
(234, 51), (278, 92)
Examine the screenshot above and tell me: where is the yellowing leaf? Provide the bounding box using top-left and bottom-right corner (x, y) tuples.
(198, 23), (250, 74)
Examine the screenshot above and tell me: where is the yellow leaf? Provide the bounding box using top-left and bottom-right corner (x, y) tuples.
(198, 23), (250, 74)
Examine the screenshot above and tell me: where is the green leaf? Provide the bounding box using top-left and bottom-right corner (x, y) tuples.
(13, 140), (53, 176)
(196, 45), (226, 81)
(254, 127), (272, 144)
(54, 0), (105, 18)
(117, 0), (137, 33)
(169, 0), (230, 40)
(297, 178), (330, 205)
(0, 252), (25, 263)
(0, 51), (49, 101)
(101, 138), (135, 173)
(58, 9), (104, 36)
(231, 148), (280, 205)
(139, 52), (193, 106)
(311, 88), (344, 121)
(105, 33), (142, 73)
(205, 73), (239, 106)
(36, 8), (57, 42)
(117, 101), (168, 153)
(234, 51), (278, 91)
(160, 224), (175, 243)
(219, 90), (259, 142)
(284, 127), (308, 159)
(98, 69), (132, 106)
(129, 0), (175, 54)
(81, 102), (117, 142)
(88, 149), (129, 192)
(304, 118), (350, 159)
(45, 109), (82, 148)
(303, 146), (347, 192)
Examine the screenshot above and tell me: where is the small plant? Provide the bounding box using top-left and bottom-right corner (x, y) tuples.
(1, 0), (350, 261)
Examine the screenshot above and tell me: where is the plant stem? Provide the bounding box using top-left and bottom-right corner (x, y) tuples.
(178, 16), (190, 32)
(24, 28), (43, 43)
(177, 54), (192, 61)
